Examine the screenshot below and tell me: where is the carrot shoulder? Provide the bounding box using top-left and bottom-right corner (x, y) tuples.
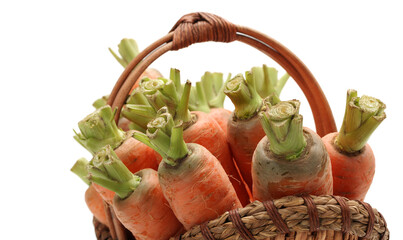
(88, 145), (183, 240)
(322, 89), (386, 201)
(252, 100), (333, 201)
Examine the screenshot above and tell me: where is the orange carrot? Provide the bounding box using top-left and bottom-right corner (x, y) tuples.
(133, 120), (242, 230)
(252, 100), (333, 201)
(88, 145), (183, 240)
(85, 184), (109, 226)
(74, 106), (159, 203)
(71, 158), (108, 226)
(322, 90), (386, 201)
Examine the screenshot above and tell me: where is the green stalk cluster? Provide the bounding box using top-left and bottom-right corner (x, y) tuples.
(133, 110), (189, 167)
(88, 145), (142, 199)
(122, 73), (192, 132)
(188, 71), (230, 112)
(251, 64), (290, 99)
(336, 89), (386, 153)
(74, 106), (126, 155)
(224, 72), (262, 120)
(109, 38), (139, 68)
(259, 99), (306, 160)
(224, 65), (289, 120)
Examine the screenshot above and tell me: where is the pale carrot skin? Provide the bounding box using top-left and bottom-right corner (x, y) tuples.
(208, 108), (231, 135)
(322, 132), (375, 201)
(113, 168), (184, 240)
(252, 127), (333, 201)
(114, 132), (159, 173)
(85, 184), (108, 226)
(227, 112), (266, 191)
(158, 143), (242, 230)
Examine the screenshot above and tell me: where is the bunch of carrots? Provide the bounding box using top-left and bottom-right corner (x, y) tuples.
(71, 38), (386, 240)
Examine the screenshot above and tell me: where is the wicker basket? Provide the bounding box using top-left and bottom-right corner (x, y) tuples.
(94, 12), (389, 240)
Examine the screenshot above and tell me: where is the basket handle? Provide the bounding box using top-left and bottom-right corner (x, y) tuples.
(107, 12), (336, 137)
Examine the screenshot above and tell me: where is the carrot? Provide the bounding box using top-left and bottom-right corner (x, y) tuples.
(252, 100), (333, 201)
(109, 38), (162, 91)
(74, 106), (159, 203)
(88, 145), (183, 240)
(133, 119), (242, 230)
(322, 89), (386, 201)
(70, 158), (108, 226)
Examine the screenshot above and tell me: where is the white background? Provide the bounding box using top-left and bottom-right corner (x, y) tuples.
(1, 1), (401, 239)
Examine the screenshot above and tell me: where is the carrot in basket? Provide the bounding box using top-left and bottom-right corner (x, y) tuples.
(133, 119), (242, 230)
(252, 99), (333, 201)
(322, 89), (386, 201)
(148, 81), (250, 206)
(74, 106), (159, 203)
(109, 38), (162, 91)
(70, 158), (108, 226)
(87, 145), (183, 240)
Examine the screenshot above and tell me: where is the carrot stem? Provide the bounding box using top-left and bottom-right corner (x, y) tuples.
(166, 123), (189, 164)
(122, 104), (156, 130)
(93, 95), (109, 109)
(208, 73), (230, 109)
(224, 72), (262, 120)
(336, 89), (386, 153)
(175, 80), (193, 123)
(140, 77), (178, 115)
(71, 157), (90, 185)
(74, 106), (126, 154)
(252, 64), (290, 99)
(259, 100), (306, 160)
(170, 68), (183, 95)
(88, 145), (141, 199)
(109, 38), (139, 68)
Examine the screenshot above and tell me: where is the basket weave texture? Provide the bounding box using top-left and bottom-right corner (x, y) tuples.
(91, 12), (389, 240)
(94, 195), (388, 240)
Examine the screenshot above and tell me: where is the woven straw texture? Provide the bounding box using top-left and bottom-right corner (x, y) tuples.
(94, 195), (389, 240)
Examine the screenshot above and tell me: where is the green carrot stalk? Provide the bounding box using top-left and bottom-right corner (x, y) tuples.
(252, 64), (290, 99)
(224, 72), (262, 120)
(139, 77), (179, 116)
(109, 38), (139, 68)
(93, 95), (109, 109)
(88, 145), (142, 200)
(335, 89), (386, 153)
(133, 119), (189, 167)
(170, 68), (183, 96)
(74, 106), (126, 155)
(71, 157), (91, 185)
(259, 100), (306, 160)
